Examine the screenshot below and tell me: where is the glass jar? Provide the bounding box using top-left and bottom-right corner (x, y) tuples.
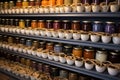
(20, 58), (25, 65)
(16, 56), (20, 62)
(63, 45), (72, 56)
(8, 37), (13, 43)
(108, 50), (120, 63)
(29, 0), (35, 6)
(69, 73), (78, 80)
(93, 21), (104, 32)
(72, 20), (81, 30)
(32, 40), (39, 48)
(41, 0), (48, 6)
(16, 0), (22, 8)
(10, 19), (14, 26)
(25, 19), (31, 28)
(5, 19), (9, 26)
(49, 0), (56, 6)
(0, 2), (4, 10)
(117, 22), (120, 33)
(64, 0), (73, 5)
(59, 70), (68, 78)
(82, 21), (92, 31)
(46, 20), (53, 29)
(43, 65), (50, 74)
(39, 41), (46, 49)
(19, 19), (25, 28)
(73, 0), (81, 4)
(0, 35), (2, 42)
(14, 37), (20, 44)
(26, 39), (32, 46)
(9, 1), (14, 9)
(26, 59), (31, 67)
(4, 2), (9, 9)
(31, 20), (38, 29)
(105, 21), (116, 34)
(46, 43), (54, 51)
(14, 19), (19, 27)
(38, 20), (45, 29)
(22, 0), (29, 8)
(37, 63), (43, 72)
(20, 38), (26, 45)
(53, 20), (61, 30)
(54, 44), (62, 53)
(63, 20), (71, 30)
(92, 0), (100, 5)
(56, 0), (63, 5)
(50, 67), (59, 78)
(72, 47), (82, 57)
(3, 36), (8, 42)
(81, 0), (91, 4)
(31, 61), (37, 70)
(95, 50), (107, 62)
(35, 0), (41, 6)
(84, 49), (94, 59)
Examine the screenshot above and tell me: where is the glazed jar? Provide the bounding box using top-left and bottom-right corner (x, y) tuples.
(105, 21), (116, 34)
(14, 19), (19, 27)
(22, 0), (29, 8)
(31, 20), (38, 29)
(84, 49), (94, 59)
(54, 44), (62, 53)
(9, 1), (14, 9)
(39, 41), (46, 49)
(35, 0), (41, 6)
(53, 20), (61, 30)
(25, 19), (31, 28)
(59, 70), (68, 78)
(49, 0), (56, 6)
(41, 0), (48, 6)
(26, 39), (32, 46)
(64, 0), (73, 5)
(4, 2), (9, 9)
(69, 73), (78, 80)
(37, 63), (43, 72)
(108, 50), (120, 63)
(82, 21), (92, 31)
(20, 38), (26, 45)
(95, 50), (107, 62)
(26, 59), (31, 67)
(81, 0), (91, 4)
(50, 67), (59, 77)
(72, 47), (82, 57)
(72, 20), (81, 30)
(63, 20), (71, 30)
(46, 20), (53, 29)
(43, 65), (50, 74)
(20, 58), (25, 65)
(38, 20), (45, 29)
(93, 21), (104, 32)
(31, 61), (37, 70)
(8, 37), (13, 43)
(29, 0), (35, 6)
(19, 19), (25, 28)
(46, 43), (54, 51)
(32, 40), (39, 48)
(63, 45), (72, 56)
(16, 0), (22, 8)
(92, 0), (100, 5)
(56, 0), (64, 5)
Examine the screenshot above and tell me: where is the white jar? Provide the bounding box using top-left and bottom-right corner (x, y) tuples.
(95, 50), (107, 62)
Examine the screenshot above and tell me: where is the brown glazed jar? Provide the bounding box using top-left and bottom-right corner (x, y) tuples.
(32, 40), (39, 48)
(53, 20), (61, 30)
(46, 43), (54, 51)
(26, 59), (31, 67)
(46, 20), (53, 29)
(20, 58), (25, 65)
(84, 49), (94, 59)
(39, 41), (46, 49)
(63, 20), (71, 30)
(16, 0), (22, 8)
(31, 20), (38, 29)
(69, 73), (78, 80)
(72, 20), (81, 30)
(31, 61), (37, 70)
(82, 21), (92, 31)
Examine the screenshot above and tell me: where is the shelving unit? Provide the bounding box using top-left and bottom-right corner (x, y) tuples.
(0, 32), (120, 50)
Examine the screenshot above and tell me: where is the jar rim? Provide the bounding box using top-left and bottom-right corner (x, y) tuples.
(106, 21), (115, 24)
(94, 21), (102, 23)
(82, 21), (91, 23)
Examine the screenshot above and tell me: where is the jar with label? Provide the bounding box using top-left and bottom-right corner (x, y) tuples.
(43, 65), (50, 74)
(59, 70), (68, 78)
(95, 50), (107, 62)
(63, 45), (72, 56)
(9, 1), (14, 9)
(20, 38), (26, 45)
(38, 20), (45, 29)
(39, 41), (46, 49)
(37, 63), (43, 72)
(14, 19), (19, 27)
(46, 42), (54, 51)
(72, 20), (81, 30)
(84, 49), (94, 59)
(35, 0), (41, 6)
(26, 59), (31, 67)
(4, 2), (9, 9)
(22, 0), (29, 8)
(41, 0), (49, 6)
(105, 21), (116, 34)
(49, 0), (56, 6)
(16, 0), (22, 8)
(50, 67), (59, 78)
(25, 19), (31, 28)
(93, 21), (104, 32)
(31, 61), (37, 70)
(54, 44), (62, 53)
(32, 40), (39, 48)
(29, 0), (35, 6)
(8, 37), (13, 43)
(108, 50), (120, 63)
(26, 39), (32, 46)
(31, 20), (38, 29)
(53, 20), (61, 30)
(56, 0), (63, 5)
(73, 47), (82, 57)
(63, 20), (71, 30)
(69, 73), (78, 80)
(20, 58), (25, 65)
(64, 0), (73, 5)
(82, 21), (92, 31)
(19, 19), (25, 28)
(46, 20), (53, 29)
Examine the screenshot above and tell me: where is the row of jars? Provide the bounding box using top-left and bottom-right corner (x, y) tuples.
(1, 18), (120, 33)
(0, 35), (120, 63)
(0, 41), (120, 76)
(0, 53), (99, 80)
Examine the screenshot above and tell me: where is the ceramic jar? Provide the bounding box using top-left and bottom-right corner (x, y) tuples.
(101, 34), (111, 43)
(110, 2), (119, 12)
(90, 33), (100, 42)
(93, 21), (104, 32)
(73, 31), (81, 40)
(76, 3), (85, 12)
(64, 5), (72, 13)
(92, 3), (101, 12)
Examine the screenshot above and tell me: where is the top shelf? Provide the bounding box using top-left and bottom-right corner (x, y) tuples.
(0, 12), (120, 18)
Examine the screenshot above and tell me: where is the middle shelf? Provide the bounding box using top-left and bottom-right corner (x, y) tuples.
(0, 32), (120, 50)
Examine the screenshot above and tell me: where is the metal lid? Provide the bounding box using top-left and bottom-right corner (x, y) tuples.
(46, 20), (52, 22)
(29, 0), (35, 1)
(85, 49), (94, 51)
(17, 0), (22, 2)
(39, 41), (45, 44)
(63, 20), (70, 22)
(26, 19), (30, 21)
(82, 21), (91, 23)
(72, 20), (80, 22)
(23, 0), (28, 2)
(64, 45), (72, 48)
(32, 20), (37, 21)
(106, 21), (115, 24)
(55, 44), (61, 47)
(38, 20), (44, 22)
(20, 19), (24, 21)
(54, 20), (60, 22)
(73, 47), (81, 50)
(9, 1), (14, 3)
(47, 42), (53, 45)
(94, 21), (102, 23)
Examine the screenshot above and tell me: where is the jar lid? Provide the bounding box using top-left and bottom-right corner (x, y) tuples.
(46, 20), (52, 22)
(38, 20), (44, 21)
(63, 20), (70, 22)
(23, 0), (28, 2)
(33, 41), (38, 42)
(54, 20), (60, 22)
(26, 19), (30, 21)
(82, 21), (91, 23)
(29, 0), (35, 1)
(32, 20), (37, 21)
(47, 43), (53, 45)
(27, 39), (31, 41)
(0, 2), (3, 4)
(39, 41), (45, 44)
(94, 21), (102, 23)
(55, 44), (61, 47)
(9, 1), (14, 3)
(15, 19), (19, 21)
(4, 2), (8, 3)
(73, 47), (81, 50)
(72, 20), (79, 22)
(106, 21), (115, 24)
(64, 45), (72, 48)
(17, 0), (21, 2)
(85, 49), (94, 51)
(20, 19), (24, 21)
(110, 52), (117, 55)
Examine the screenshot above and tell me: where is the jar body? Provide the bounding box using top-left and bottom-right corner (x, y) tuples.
(93, 22), (104, 32)
(53, 20), (61, 30)
(22, 0), (29, 8)
(9, 1), (14, 9)
(26, 40), (32, 46)
(108, 52), (120, 63)
(16, 0), (22, 8)
(56, 0), (64, 5)
(19, 19), (25, 28)
(29, 0), (35, 6)
(69, 73), (78, 80)
(59, 70), (68, 78)
(63, 45), (72, 56)
(46, 43), (54, 51)
(73, 47), (82, 57)
(25, 19), (31, 28)
(63, 20), (71, 30)
(84, 49), (94, 59)
(38, 20), (45, 29)
(72, 21), (81, 30)
(39, 41), (46, 49)
(54, 44), (62, 53)
(82, 21), (92, 31)
(95, 51), (107, 62)
(105, 22), (116, 34)
(49, 0), (56, 6)
(32, 41), (39, 48)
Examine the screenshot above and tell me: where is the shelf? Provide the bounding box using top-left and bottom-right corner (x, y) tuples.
(0, 32), (120, 50)
(1, 48), (120, 80)
(0, 12), (120, 18)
